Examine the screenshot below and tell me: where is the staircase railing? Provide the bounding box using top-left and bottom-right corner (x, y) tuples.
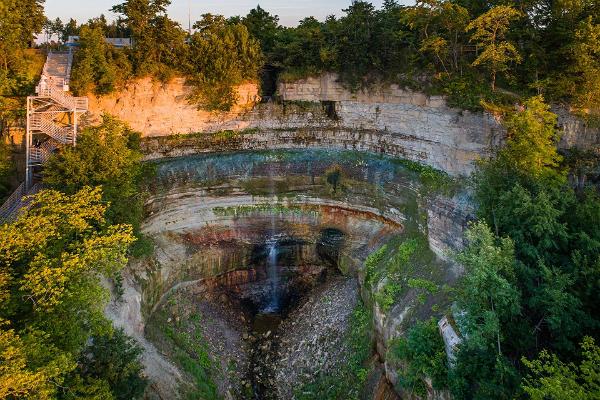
(0, 183), (44, 223)
(0, 182), (27, 222)
(30, 114), (75, 144)
(37, 86), (88, 111)
(30, 139), (59, 164)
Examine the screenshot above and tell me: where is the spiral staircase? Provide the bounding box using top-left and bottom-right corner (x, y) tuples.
(0, 50), (88, 222)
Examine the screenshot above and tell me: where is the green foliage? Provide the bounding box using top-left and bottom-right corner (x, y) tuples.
(364, 244), (388, 287)
(463, 91), (600, 398)
(455, 222), (520, 354)
(374, 280), (404, 312)
(71, 25), (132, 96)
(466, 6), (522, 91)
(44, 115), (152, 257)
(521, 337), (600, 400)
(241, 5), (280, 58)
(295, 303), (373, 400)
(0, 1), (46, 127)
(161, 313), (220, 399)
(0, 140), (13, 201)
(450, 222), (522, 399)
(186, 14), (262, 111)
(502, 96), (562, 178)
(0, 187), (141, 399)
(369, 237), (438, 312)
(111, 0), (184, 78)
(388, 318), (448, 396)
(395, 158), (456, 194)
(76, 329), (148, 400)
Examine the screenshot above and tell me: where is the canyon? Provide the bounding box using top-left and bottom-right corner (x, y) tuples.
(96, 75), (597, 399)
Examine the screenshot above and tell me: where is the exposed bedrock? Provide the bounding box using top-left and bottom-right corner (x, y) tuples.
(91, 74), (598, 180)
(108, 150), (468, 399)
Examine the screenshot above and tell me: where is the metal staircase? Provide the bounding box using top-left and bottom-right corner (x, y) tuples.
(0, 50), (88, 222)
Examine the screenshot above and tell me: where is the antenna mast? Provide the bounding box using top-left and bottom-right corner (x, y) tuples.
(188, 0), (192, 34)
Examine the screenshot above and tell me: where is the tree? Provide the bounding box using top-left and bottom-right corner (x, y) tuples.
(186, 14), (262, 111)
(44, 115), (144, 231)
(466, 6), (522, 90)
(70, 25), (123, 95)
(502, 96), (562, 178)
(61, 18), (79, 43)
(389, 318), (448, 396)
(568, 17), (600, 111)
(242, 5), (280, 57)
(336, 1), (378, 89)
(110, 0), (184, 75)
(405, 0), (470, 74)
(0, 325), (76, 400)
(450, 222), (522, 399)
(77, 329), (148, 400)
(521, 337), (600, 399)
(0, 187), (136, 399)
(455, 221), (521, 356)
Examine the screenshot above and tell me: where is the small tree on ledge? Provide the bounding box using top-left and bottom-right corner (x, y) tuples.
(466, 6), (522, 91)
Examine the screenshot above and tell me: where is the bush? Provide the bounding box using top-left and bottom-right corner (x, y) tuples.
(388, 318), (448, 397)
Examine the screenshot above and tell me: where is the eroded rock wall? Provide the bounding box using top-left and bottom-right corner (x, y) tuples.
(90, 74), (505, 176)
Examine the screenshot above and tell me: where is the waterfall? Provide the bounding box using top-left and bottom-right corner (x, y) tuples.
(264, 240), (280, 313)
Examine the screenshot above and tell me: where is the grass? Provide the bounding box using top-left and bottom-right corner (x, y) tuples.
(146, 296), (221, 400)
(365, 232), (443, 313)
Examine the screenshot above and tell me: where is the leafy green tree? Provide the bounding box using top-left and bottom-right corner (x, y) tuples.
(521, 337), (600, 399)
(242, 5), (280, 57)
(502, 96), (562, 177)
(111, 0), (186, 76)
(336, 1), (378, 89)
(451, 222), (522, 399)
(0, 325), (76, 400)
(455, 221), (521, 356)
(405, 0), (470, 75)
(0, 187), (136, 398)
(466, 6), (522, 90)
(568, 17), (600, 111)
(44, 115), (145, 234)
(76, 329), (148, 400)
(61, 18), (79, 42)
(389, 318), (448, 396)
(70, 25), (129, 95)
(186, 14), (262, 111)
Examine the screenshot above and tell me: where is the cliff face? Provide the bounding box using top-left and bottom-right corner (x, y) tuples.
(89, 74), (505, 176)
(87, 77), (260, 135)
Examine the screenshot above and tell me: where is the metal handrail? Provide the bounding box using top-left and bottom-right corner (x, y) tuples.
(0, 183), (26, 222)
(30, 114), (74, 143)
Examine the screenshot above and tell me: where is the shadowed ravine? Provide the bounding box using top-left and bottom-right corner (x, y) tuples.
(112, 149), (464, 399)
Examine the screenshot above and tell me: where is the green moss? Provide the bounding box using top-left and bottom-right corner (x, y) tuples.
(213, 203), (320, 219)
(146, 297), (221, 400)
(393, 159), (458, 196)
(365, 232), (444, 314)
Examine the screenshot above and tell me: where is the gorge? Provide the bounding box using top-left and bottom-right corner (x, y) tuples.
(107, 149), (465, 399)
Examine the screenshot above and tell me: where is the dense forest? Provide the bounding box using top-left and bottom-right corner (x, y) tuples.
(0, 0), (599, 399)
(11, 0), (598, 114)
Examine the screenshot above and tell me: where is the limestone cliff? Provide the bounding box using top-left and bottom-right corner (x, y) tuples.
(89, 74), (504, 176)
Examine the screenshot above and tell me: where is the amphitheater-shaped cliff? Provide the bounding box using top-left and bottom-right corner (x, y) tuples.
(96, 75), (597, 400)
